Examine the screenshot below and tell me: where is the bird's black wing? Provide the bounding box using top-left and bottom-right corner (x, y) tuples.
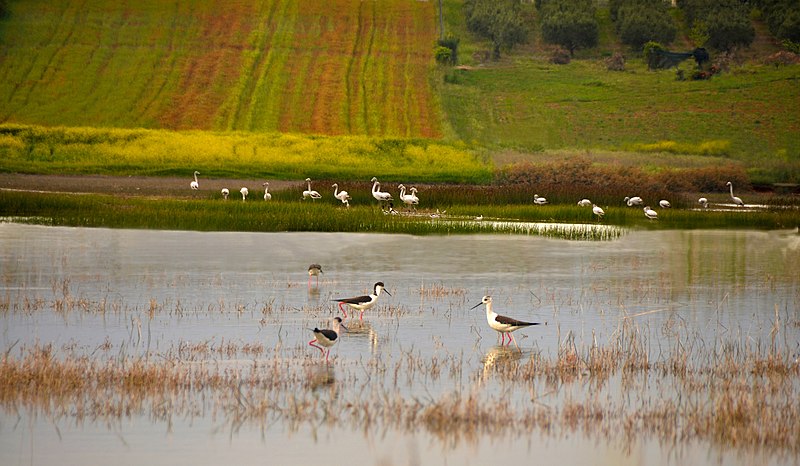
(495, 315), (541, 327)
(316, 329), (338, 341)
(333, 295), (370, 305)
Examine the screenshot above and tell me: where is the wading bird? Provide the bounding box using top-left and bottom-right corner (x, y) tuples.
(592, 204), (605, 220)
(726, 181), (744, 207)
(190, 171), (200, 190)
(399, 185), (419, 209)
(240, 187), (249, 201)
(308, 317), (347, 362)
(308, 263), (323, 287)
(332, 183), (351, 206)
(470, 295), (542, 350)
(659, 199), (671, 209)
(698, 197), (708, 208)
(644, 206), (658, 220)
(221, 188), (229, 200)
(303, 178), (322, 200)
(533, 194), (548, 205)
(578, 199), (592, 207)
(332, 282), (390, 320)
(263, 182), (272, 201)
(371, 177), (393, 206)
(624, 196), (643, 207)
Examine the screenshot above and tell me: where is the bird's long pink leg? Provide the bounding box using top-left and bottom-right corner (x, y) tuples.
(308, 339), (324, 354)
(338, 302), (348, 319)
(359, 310), (364, 321)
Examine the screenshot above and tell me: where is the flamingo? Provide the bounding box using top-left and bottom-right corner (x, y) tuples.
(263, 182), (272, 200)
(644, 206), (658, 219)
(624, 196), (643, 207)
(303, 178), (322, 200)
(332, 183), (351, 206)
(221, 188), (229, 200)
(592, 204), (605, 220)
(190, 171), (200, 190)
(726, 181), (744, 207)
(371, 177), (393, 205)
(578, 199), (592, 207)
(698, 197), (708, 208)
(533, 194), (548, 205)
(308, 317), (347, 362)
(659, 199), (671, 209)
(399, 185), (418, 209)
(240, 187), (248, 201)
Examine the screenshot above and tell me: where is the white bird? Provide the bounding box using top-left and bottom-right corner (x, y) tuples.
(263, 182), (272, 200)
(698, 197), (708, 208)
(624, 196), (643, 207)
(470, 295), (542, 350)
(303, 178), (322, 200)
(399, 184), (419, 208)
(221, 188), (229, 200)
(592, 204), (605, 220)
(190, 171), (200, 190)
(371, 177), (393, 204)
(659, 199), (671, 209)
(726, 181), (744, 207)
(332, 183), (351, 205)
(644, 206), (658, 219)
(240, 187), (249, 201)
(474, 214), (484, 221)
(308, 317), (347, 362)
(332, 282), (391, 321)
(533, 194), (548, 205)
(578, 199), (592, 207)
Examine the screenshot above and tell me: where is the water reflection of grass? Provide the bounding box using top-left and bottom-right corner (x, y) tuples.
(1, 311), (797, 454)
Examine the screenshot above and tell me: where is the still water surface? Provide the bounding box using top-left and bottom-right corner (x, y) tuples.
(1, 223), (798, 465)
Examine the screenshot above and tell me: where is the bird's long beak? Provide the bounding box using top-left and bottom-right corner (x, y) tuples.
(384, 289), (392, 296)
(470, 302), (483, 310)
(339, 323), (348, 332)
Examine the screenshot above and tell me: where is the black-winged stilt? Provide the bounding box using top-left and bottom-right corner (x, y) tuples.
(308, 317), (347, 362)
(308, 264), (323, 287)
(333, 282), (390, 320)
(470, 295), (542, 350)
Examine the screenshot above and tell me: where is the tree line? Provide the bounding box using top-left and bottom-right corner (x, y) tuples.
(449, 0), (800, 60)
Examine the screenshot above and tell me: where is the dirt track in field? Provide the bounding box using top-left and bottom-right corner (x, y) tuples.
(0, 173), (302, 198)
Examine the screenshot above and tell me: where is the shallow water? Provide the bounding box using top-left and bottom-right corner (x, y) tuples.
(1, 223), (798, 465)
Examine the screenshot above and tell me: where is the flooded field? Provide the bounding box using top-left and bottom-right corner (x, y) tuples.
(1, 223), (798, 465)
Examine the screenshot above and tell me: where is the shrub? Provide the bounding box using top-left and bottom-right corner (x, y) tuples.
(606, 52), (626, 71)
(550, 47), (572, 64)
(434, 46), (453, 65)
(437, 35), (460, 65)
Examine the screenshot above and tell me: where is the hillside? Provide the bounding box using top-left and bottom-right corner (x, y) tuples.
(0, 0), (440, 137)
(0, 0), (799, 185)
